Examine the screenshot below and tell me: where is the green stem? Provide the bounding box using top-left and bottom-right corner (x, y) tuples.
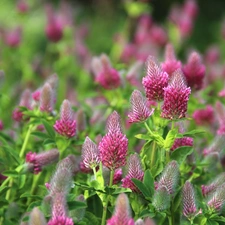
(93, 167), (97, 180)
(27, 173), (41, 205)
(144, 122), (152, 134)
(101, 170), (114, 225)
(150, 141), (156, 169)
(168, 215), (173, 225)
(5, 178), (13, 201)
(171, 121), (175, 130)
(166, 150), (170, 163)
(19, 124), (34, 158)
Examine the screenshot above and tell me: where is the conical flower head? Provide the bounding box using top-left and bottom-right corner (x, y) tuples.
(48, 192), (74, 225)
(156, 160), (179, 195)
(207, 183), (225, 213)
(107, 193), (135, 225)
(161, 43), (182, 76)
(182, 51), (205, 91)
(53, 100), (76, 138)
(153, 185), (171, 211)
(106, 110), (122, 134)
(193, 105), (214, 126)
(93, 54), (121, 90)
(40, 83), (54, 113)
(122, 154), (144, 192)
(81, 136), (99, 169)
(142, 56), (169, 102)
(182, 181), (197, 219)
(26, 149), (59, 174)
(29, 207), (47, 225)
(128, 90), (154, 123)
(161, 69), (191, 120)
(49, 155), (75, 196)
(99, 132), (128, 170)
(171, 137), (193, 151)
(201, 172), (225, 197)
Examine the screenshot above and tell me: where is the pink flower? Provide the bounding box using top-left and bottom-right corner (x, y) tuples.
(113, 168), (123, 184)
(54, 100), (76, 138)
(107, 193), (135, 225)
(48, 192), (74, 225)
(32, 89), (41, 102)
(40, 83), (54, 113)
(99, 111), (128, 170)
(193, 105), (214, 126)
(30, 207), (47, 225)
(161, 69), (191, 120)
(81, 136), (99, 169)
(205, 46), (220, 64)
(17, 0), (29, 13)
(142, 56), (169, 102)
(161, 43), (182, 76)
(182, 181), (198, 219)
(183, 0), (198, 19)
(156, 160), (179, 195)
(182, 51), (205, 91)
(201, 173), (225, 197)
(122, 154), (144, 192)
(171, 137), (193, 151)
(128, 90), (154, 123)
(45, 4), (63, 42)
(5, 27), (22, 47)
(207, 183), (225, 213)
(26, 149), (59, 174)
(149, 25), (167, 46)
(215, 101), (225, 135)
(12, 89), (32, 122)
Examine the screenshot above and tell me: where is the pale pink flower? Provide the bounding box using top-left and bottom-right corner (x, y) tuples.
(122, 154), (144, 192)
(54, 100), (76, 138)
(107, 193), (135, 225)
(161, 69), (191, 120)
(26, 149), (59, 174)
(5, 27), (22, 47)
(40, 83), (54, 113)
(182, 181), (198, 219)
(128, 90), (154, 123)
(29, 207), (47, 225)
(183, 0), (198, 19)
(205, 46), (220, 64)
(81, 136), (99, 169)
(142, 56), (169, 102)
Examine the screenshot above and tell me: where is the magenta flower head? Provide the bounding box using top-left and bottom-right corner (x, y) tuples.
(45, 4), (63, 43)
(161, 43), (182, 76)
(142, 56), (169, 102)
(107, 193), (135, 225)
(182, 181), (198, 219)
(5, 27), (22, 48)
(161, 69), (191, 120)
(201, 172), (225, 197)
(12, 89), (32, 122)
(29, 207), (47, 225)
(0, 120), (3, 131)
(25, 149), (59, 174)
(183, 0), (198, 19)
(48, 192), (74, 225)
(81, 136), (100, 170)
(155, 160), (179, 195)
(40, 83), (54, 113)
(91, 54), (121, 90)
(99, 111), (128, 170)
(207, 183), (225, 213)
(128, 90), (154, 124)
(113, 168), (123, 184)
(122, 154), (144, 192)
(193, 105), (214, 126)
(182, 51), (205, 91)
(171, 137), (193, 151)
(54, 100), (76, 138)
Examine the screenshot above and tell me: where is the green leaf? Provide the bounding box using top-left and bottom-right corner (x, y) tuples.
(206, 220), (219, 225)
(18, 175), (26, 189)
(0, 186), (10, 194)
(183, 129), (206, 137)
(3, 146), (21, 164)
(132, 178), (151, 198)
(20, 192), (42, 200)
(112, 187), (132, 195)
(149, 132), (164, 148)
(31, 131), (49, 139)
(171, 146), (193, 165)
(143, 169), (154, 197)
(43, 138), (55, 146)
(2, 170), (18, 177)
(164, 128), (178, 151)
(68, 201), (87, 210)
(42, 119), (55, 139)
(125, 2), (151, 17)
(135, 134), (151, 140)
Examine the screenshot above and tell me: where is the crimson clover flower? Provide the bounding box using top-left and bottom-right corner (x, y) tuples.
(54, 99), (76, 138)
(161, 69), (191, 120)
(142, 56), (169, 102)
